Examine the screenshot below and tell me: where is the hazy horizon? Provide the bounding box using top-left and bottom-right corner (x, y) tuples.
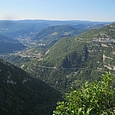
(0, 0), (115, 22)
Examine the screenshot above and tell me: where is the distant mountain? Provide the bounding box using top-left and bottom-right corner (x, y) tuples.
(0, 34), (17, 42)
(0, 58), (62, 115)
(0, 20), (109, 39)
(32, 25), (87, 46)
(0, 34), (26, 54)
(0, 20), (49, 38)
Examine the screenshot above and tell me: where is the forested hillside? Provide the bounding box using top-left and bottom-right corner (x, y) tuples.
(0, 59), (62, 115)
(19, 23), (115, 92)
(0, 20), (108, 39)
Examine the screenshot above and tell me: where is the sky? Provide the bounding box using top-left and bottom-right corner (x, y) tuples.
(0, 0), (115, 22)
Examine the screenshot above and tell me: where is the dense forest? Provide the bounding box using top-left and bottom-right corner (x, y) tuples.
(0, 59), (62, 115)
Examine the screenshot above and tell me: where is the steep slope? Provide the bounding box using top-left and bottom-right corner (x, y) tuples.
(0, 59), (62, 115)
(0, 34), (26, 54)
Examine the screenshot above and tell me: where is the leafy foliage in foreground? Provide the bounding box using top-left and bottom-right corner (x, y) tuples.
(53, 73), (115, 115)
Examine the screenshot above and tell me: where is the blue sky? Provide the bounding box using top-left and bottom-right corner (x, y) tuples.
(0, 0), (115, 22)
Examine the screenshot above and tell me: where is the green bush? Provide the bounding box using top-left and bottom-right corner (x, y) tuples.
(53, 73), (115, 115)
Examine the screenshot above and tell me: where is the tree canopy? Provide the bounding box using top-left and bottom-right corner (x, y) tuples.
(53, 73), (115, 115)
